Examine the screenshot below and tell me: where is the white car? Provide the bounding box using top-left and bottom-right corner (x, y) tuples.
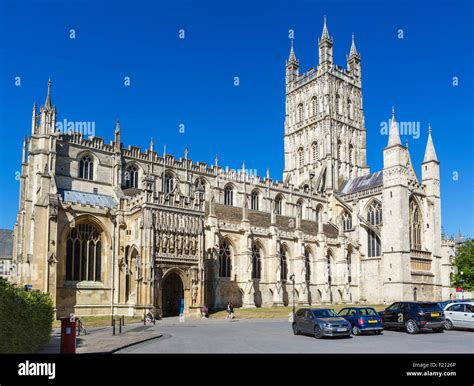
(443, 302), (474, 330)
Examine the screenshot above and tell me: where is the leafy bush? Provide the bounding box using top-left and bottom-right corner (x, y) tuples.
(0, 278), (54, 353)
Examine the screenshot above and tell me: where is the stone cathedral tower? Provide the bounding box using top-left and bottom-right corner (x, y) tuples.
(283, 18), (369, 192)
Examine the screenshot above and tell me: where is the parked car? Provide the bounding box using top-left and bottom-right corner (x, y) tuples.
(292, 308), (351, 339)
(379, 302), (445, 334)
(437, 299), (473, 309)
(443, 302), (474, 330)
(338, 307), (383, 335)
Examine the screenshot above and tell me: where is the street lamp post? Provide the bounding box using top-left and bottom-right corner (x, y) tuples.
(459, 271), (464, 300)
(289, 274), (295, 315)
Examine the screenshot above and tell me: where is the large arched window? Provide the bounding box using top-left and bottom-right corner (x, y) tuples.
(224, 184), (233, 206)
(410, 199), (422, 250)
(297, 103), (304, 123)
(342, 211), (352, 231)
(305, 248), (311, 282)
(280, 245), (288, 282)
(251, 243), (262, 280)
(218, 240), (232, 278)
(163, 172), (174, 194)
(298, 147), (304, 168)
(251, 190), (259, 211)
(367, 201), (382, 257)
(275, 195), (283, 215)
(66, 223), (102, 281)
(79, 155), (93, 180)
(347, 98), (352, 119)
(349, 144), (354, 165)
(125, 165), (138, 188)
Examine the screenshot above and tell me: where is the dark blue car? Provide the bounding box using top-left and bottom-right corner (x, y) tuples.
(338, 307), (384, 335)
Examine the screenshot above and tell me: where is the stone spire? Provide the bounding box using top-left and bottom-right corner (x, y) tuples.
(423, 125), (439, 163)
(288, 39), (298, 63)
(44, 79), (52, 109)
(349, 33), (358, 57)
(387, 107), (401, 147)
(321, 16), (330, 40)
(150, 137), (154, 152)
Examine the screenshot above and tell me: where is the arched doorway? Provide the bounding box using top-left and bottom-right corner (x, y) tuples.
(162, 272), (184, 317)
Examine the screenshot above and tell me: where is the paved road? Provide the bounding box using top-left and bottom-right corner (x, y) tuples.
(116, 317), (474, 354)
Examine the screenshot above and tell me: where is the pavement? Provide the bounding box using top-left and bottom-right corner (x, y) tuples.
(116, 317), (474, 354)
(39, 322), (162, 354)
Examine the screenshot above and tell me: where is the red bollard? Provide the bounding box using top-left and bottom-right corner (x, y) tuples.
(58, 315), (77, 354)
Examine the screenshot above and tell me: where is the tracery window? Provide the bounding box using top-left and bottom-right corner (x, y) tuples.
(275, 195), (283, 215)
(298, 147), (304, 168)
(251, 190), (259, 211)
(251, 243), (262, 280)
(164, 172), (174, 194)
(66, 223), (102, 281)
(224, 185), (233, 206)
(367, 201), (382, 257)
(312, 142), (319, 163)
(304, 248), (311, 282)
(219, 240), (231, 278)
(311, 97), (318, 116)
(79, 155), (93, 180)
(410, 199), (422, 250)
(342, 211), (352, 231)
(297, 103), (304, 123)
(125, 165), (138, 188)
(280, 245), (288, 282)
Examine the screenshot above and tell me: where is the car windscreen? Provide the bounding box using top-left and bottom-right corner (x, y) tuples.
(359, 308), (378, 316)
(312, 309), (338, 318)
(419, 303), (442, 312)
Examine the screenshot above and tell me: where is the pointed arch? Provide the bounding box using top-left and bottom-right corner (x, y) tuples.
(223, 183), (234, 206)
(124, 162), (141, 189)
(409, 196), (423, 250)
(163, 171), (175, 194)
(250, 189), (260, 211)
(279, 243), (289, 282)
(251, 240), (262, 280)
(218, 238), (233, 278)
(275, 194), (285, 215)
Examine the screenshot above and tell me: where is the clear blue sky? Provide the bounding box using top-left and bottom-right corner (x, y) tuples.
(0, 0), (472, 237)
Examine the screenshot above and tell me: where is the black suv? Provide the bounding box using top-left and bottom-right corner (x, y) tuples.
(379, 302), (445, 334)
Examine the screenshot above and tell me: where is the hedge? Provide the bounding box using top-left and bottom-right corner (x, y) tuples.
(0, 278), (54, 353)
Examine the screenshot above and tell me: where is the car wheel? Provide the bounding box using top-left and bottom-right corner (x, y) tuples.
(405, 319), (419, 334)
(433, 327), (444, 333)
(314, 325), (323, 339)
(374, 330), (382, 335)
(292, 323), (301, 335)
(444, 319), (454, 330)
(351, 325), (361, 336)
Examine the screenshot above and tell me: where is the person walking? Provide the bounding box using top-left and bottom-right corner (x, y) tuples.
(226, 302), (232, 320)
(229, 302), (234, 320)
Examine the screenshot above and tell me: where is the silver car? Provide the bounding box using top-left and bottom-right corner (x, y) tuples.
(293, 308), (352, 338)
(443, 302), (474, 330)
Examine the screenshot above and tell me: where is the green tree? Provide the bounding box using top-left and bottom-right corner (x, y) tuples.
(451, 240), (474, 291)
